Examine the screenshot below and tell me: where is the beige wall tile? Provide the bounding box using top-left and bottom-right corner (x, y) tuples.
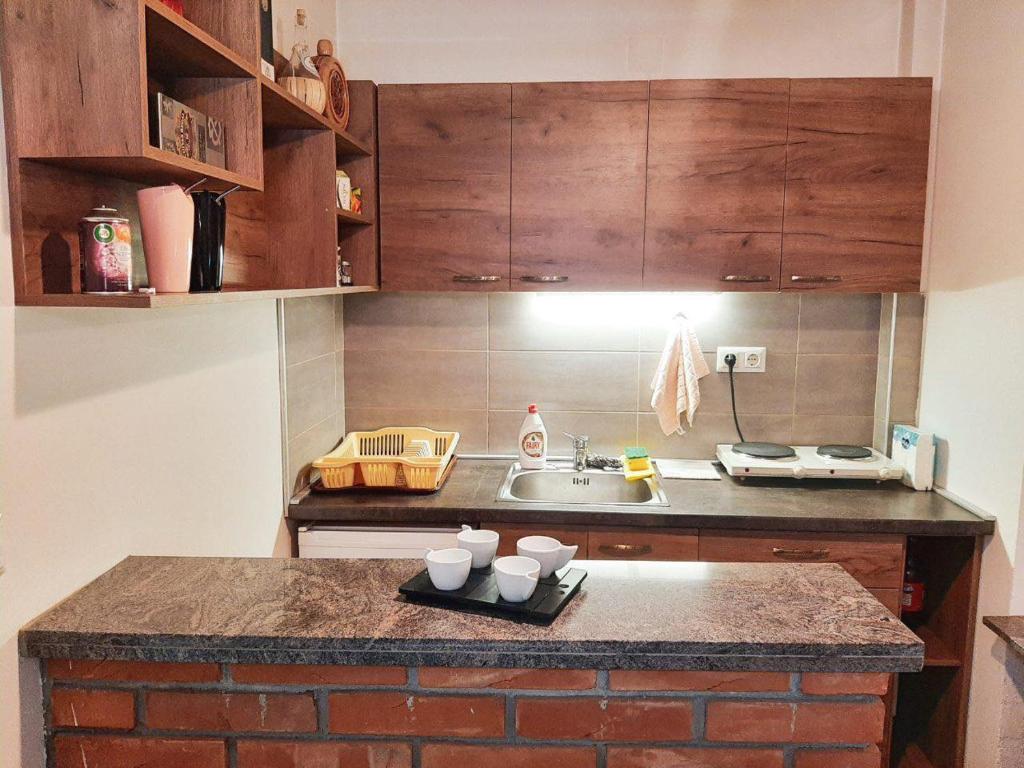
(890, 354), (921, 422)
(893, 292), (925, 359)
(287, 413), (343, 494)
(489, 351), (639, 412)
(489, 293), (639, 351)
(345, 349), (487, 409)
(639, 413), (792, 459)
(640, 293), (800, 353)
(344, 292), (488, 350)
(792, 415), (874, 446)
(345, 407), (488, 454)
(285, 354), (337, 440)
(334, 295), (345, 352)
(488, 410), (637, 456)
(284, 295), (335, 365)
(334, 351), (345, 410)
(638, 352), (797, 416)
(798, 294), (881, 354)
(794, 354), (878, 416)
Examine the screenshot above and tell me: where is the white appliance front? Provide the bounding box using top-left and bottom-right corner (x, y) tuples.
(298, 525), (461, 559)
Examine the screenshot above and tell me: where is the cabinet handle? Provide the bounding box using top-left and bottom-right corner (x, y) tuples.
(771, 547), (831, 561)
(789, 275), (843, 283)
(598, 543), (654, 558)
(721, 274), (772, 283)
(452, 275), (503, 283)
(519, 275), (569, 283)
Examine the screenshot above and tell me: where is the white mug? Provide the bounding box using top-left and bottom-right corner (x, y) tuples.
(424, 548), (472, 591)
(493, 556), (541, 602)
(457, 525), (500, 569)
(516, 535), (578, 578)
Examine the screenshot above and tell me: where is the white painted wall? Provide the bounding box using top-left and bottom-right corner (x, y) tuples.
(915, 2), (1024, 765)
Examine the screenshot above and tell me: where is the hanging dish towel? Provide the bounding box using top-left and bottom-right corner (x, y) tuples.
(650, 314), (710, 436)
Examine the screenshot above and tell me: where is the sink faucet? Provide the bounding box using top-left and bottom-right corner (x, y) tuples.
(564, 432), (590, 472)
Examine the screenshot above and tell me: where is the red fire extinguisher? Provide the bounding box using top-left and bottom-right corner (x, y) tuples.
(902, 557), (926, 614)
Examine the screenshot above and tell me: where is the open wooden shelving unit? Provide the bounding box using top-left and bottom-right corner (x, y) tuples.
(0, 0), (379, 307)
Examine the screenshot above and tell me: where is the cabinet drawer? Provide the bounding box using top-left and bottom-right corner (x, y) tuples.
(589, 530), (698, 561)
(490, 524), (588, 558)
(699, 532), (904, 588)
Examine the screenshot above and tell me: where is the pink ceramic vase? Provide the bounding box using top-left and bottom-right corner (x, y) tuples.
(137, 184), (194, 293)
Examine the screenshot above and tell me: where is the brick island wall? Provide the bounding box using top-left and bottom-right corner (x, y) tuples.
(42, 660), (889, 768)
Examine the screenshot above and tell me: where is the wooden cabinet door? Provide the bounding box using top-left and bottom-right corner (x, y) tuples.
(643, 79), (789, 291)
(378, 84), (511, 291)
(511, 81), (648, 291)
(782, 78), (931, 292)
(588, 529), (698, 561)
(489, 524), (589, 558)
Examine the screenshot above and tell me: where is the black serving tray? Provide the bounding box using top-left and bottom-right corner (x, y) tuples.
(398, 566), (587, 625)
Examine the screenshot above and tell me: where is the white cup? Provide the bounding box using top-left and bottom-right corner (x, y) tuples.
(457, 525), (500, 569)
(424, 548), (472, 591)
(494, 556), (541, 602)
(516, 535), (578, 578)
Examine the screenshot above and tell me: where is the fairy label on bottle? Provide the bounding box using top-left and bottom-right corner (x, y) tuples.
(521, 431), (545, 458)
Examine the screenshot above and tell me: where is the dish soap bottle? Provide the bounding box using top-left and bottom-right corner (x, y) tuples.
(518, 404), (548, 469)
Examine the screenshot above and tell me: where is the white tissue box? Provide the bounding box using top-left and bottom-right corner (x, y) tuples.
(891, 424), (935, 491)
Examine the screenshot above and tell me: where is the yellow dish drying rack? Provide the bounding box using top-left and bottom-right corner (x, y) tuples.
(313, 427), (460, 490)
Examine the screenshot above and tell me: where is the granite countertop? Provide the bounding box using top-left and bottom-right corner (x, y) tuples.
(984, 616), (1024, 659)
(289, 458), (993, 536)
(21, 556), (923, 673)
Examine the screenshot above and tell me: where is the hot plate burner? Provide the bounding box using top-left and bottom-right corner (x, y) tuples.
(817, 444), (873, 460)
(732, 442), (797, 459)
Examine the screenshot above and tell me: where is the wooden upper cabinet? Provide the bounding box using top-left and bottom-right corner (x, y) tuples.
(643, 79), (789, 291)
(511, 81), (649, 291)
(378, 84), (512, 291)
(782, 78), (932, 292)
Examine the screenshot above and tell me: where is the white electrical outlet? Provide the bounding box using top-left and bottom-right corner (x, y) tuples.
(716, 346), (767, 373)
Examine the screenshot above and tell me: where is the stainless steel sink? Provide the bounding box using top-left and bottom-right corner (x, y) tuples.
(496, 462), (669, 506)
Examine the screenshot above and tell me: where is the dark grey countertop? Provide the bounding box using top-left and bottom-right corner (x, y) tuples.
(984, 616), (1024, 659)
(21, 556), (923, 672)
(289, 458), (993, 536)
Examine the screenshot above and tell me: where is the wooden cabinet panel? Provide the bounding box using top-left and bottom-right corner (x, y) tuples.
(511, 81), (648, 291)
(869, 588), (903, 617)
(644, 79), (789, 291)
(782, 78), (931, 292)
(378, 84), (511, 291)
(490, 524), (588, 558)
(588, 530), (698, 561)
(699, 531), (905, 588)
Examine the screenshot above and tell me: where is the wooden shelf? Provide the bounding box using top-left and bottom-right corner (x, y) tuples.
(25, 149), (263, 193)
(337, 208), (373, 225)
(260, 77), (373, 156)
(914, 625), (962, 668)
(19, 286), (378, 309)
(144, 0), (256, 79)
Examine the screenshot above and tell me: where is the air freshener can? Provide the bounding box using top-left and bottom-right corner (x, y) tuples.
(79, 206), (133, 293)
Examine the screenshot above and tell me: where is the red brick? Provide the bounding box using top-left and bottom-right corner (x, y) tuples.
(795, 746), (882, 768)
(54, 735), (225, 768)
(146, 691), (316, 733)
(706, 700), (885, 744)
(328, 692), (504, 737)
(705, 702), (794, 742)
(422, 744), (597, 768)
(610, 670), (791, 693)
(793, 701), (885, 744)
(232, 664), (407, 686)
(419, 667), (596, 690)
(47, 659), (220, 683)
(51, 688), (135, 730)
(802, 673), (890, 696)
(238, 740), (412, 768)
(516, 697), (693, 742)
(608, 747), (785, 768)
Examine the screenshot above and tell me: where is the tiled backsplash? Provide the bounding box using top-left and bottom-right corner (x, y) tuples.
(338, 292), (918, 460)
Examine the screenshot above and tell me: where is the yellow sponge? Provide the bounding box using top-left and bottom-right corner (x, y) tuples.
(622, 447), (655, 482)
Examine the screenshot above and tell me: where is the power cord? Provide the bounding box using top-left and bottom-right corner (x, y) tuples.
(724, 353), (746, 444)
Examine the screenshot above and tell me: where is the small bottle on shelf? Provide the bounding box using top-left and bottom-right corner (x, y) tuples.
(902, 556), (926, 619)
(279, 9), (326, 113)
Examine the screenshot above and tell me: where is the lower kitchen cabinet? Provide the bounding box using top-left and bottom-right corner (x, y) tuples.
(490, 523), (588, 558)
(588, 529), (698, 561)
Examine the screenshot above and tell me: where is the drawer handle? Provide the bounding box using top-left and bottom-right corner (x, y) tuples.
(771, 547), (831, 561)
(519, 275), (569, 283)
(721, 274), (772, 283)
(452, 275), (503, 282)
(789, 275), (843, 283)
(598, 543), (653, 558)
